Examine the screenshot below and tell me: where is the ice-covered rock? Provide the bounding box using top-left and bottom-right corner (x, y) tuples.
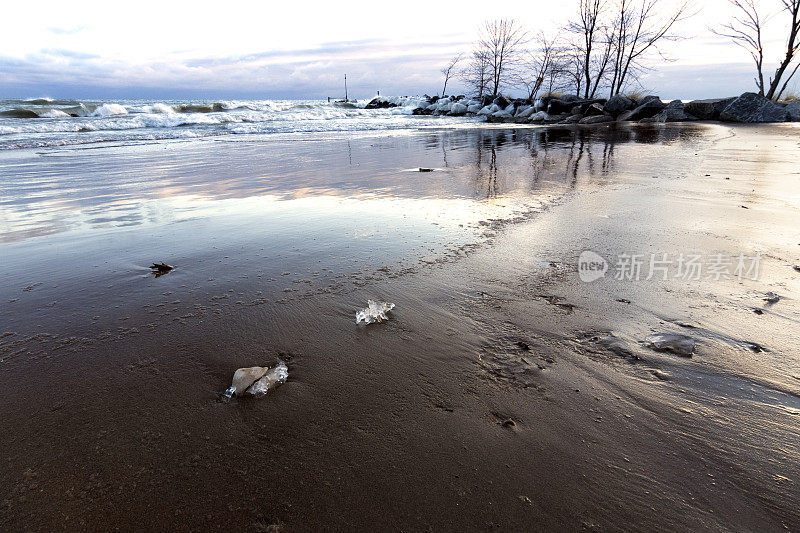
(356, 300), (395, 324)
(529, 111), (549, 122)
(516, 106), (535, 118)
(492, 108), (514, 118)
(467, 104), (482, 114)
(449, 103), (467, 115)
(436, 103), (453, 114)
(645, 333), (695, 357)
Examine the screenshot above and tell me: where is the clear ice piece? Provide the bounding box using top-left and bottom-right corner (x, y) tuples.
(645, 333), (695, 357)
(356, 300), (396, 324)
(247, 361), (289, 396)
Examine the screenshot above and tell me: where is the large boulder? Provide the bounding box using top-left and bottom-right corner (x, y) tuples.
(493, 95), (510, 109)
(515, 106), (536, 119)
(786, 101), (800, 121)
(641, 100), (699, 123)
(544, 113), (571, 124)
(546, 98), (573, 114)
(433, 101), (452, 114)
(529, 111), (550, 123)
(560, 114), (583, 124)
(584, 103), (606, 116)
(548, 97), (605, 115)
(579, 114), (614, 125)
(618, 98), (666, 121)
(685, 98), (735, 120)
(720, 92), (789, 123)
(604, 95), (635, 117)
(449, 103), (468, 116)
(365, 97), (400, 110)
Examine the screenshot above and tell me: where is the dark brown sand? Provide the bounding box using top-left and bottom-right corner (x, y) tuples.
(1, 124), (799, 531)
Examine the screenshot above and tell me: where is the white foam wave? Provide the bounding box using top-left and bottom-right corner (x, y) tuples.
(127, 103), (176, 114)
(91, 104), (128, 117)
(38, 109), (70, 118)
(0, 97), (485, 150)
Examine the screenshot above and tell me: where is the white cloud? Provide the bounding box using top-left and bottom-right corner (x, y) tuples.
(0, 0), (798, 98)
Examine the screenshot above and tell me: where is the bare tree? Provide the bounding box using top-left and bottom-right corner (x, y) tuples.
(718, 0), (800, 99)
(476, 19), (529, 97)
(460, 50), (492, 97)
(568, 0), (609, 98)
(517, 32), (563, 100)
(440, 54), (463, 97)
(564, 44), (587, 96)
(590, 26), (616, 97)
(609, 0), (691, 97)
(767, 0), (800, 99)
(543, 45), (570, 96)
(714, 0), (765, 95)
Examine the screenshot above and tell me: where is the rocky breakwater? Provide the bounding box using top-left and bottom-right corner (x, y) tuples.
(364, 92), (800, 125)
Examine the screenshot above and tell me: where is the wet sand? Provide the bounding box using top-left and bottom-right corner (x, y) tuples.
(1, 124), (799, 531)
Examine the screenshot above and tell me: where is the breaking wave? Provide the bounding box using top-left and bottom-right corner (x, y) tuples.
(0, 96), (467, 150)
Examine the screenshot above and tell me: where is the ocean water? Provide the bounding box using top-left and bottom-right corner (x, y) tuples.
(0, 96), (481, 150)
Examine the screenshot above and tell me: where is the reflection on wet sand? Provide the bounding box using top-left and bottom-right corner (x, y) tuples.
(0, 124), (713, 244)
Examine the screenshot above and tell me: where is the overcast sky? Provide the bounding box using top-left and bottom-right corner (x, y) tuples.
(1, 0), (797, 100)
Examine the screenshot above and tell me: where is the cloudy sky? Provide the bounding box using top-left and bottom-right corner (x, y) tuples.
(0, 0), (797, 100)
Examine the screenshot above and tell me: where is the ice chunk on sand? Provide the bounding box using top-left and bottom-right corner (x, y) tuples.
(645, 333), (695, 357)
(229, 366), (269, 396)
(247, 361), (288, 396)
(223, 362), (289, 399)
(356, 300), (395, 324)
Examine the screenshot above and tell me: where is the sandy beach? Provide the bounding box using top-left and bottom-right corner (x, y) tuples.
(1, 122), (799, 531)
